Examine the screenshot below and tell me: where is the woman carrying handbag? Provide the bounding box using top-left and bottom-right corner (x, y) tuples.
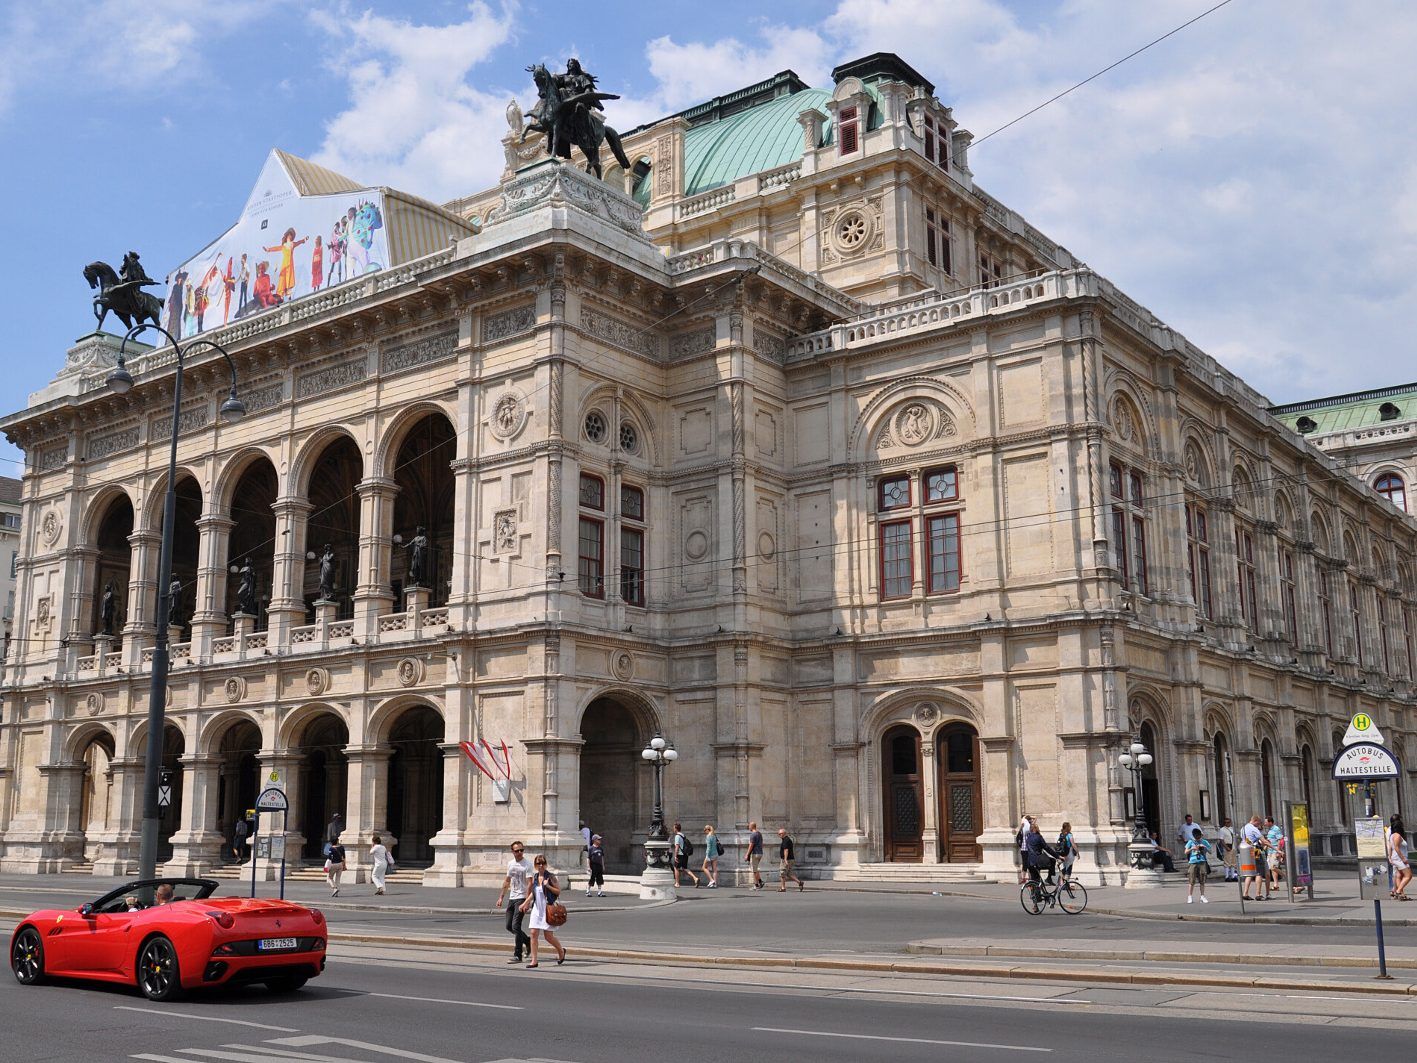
(519, 855), (567, 968)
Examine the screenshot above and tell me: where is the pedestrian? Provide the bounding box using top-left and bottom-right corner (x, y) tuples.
(1016, 814), (1035, 884)
(1264, 816), (1285, 893)
(1024, 821), (1060, 885)
(519, 854), (567, 969)
(1218, 817), (1237, 881)
(370, 832), (394, 896)
(1055, 821), (1078, 882)
(231, 812), (249, 863)
(672, 821), (701, 888)
(702, 825), (724, 887)
(324, 839), (346, 897)
(494, 840), (534, 964)
(777, 828), (805, 892)
(1390, 815), (1412, 901)
(586, 834), (606, 897)
(1176, 813), (1195, 849)
(1185, 825), (1211, 903)
(1242, 815), (1269, 899)
(323, 811), (343, 859)
(745, 821), (765, 890)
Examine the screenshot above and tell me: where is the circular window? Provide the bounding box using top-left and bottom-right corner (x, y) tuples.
(835, 209), (870, 252)
(619, 421), (639, 454)
(584, 410), (608, 444)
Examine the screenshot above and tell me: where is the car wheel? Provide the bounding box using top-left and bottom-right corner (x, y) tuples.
(11, 927), (44, 985)
(264, 975), (308, 993)
(137, 935), (182, 1002)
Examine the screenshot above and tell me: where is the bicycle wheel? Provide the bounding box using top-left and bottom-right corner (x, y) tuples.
(1019, 882), (1045, 914)
(1057, 880), (1088, 914)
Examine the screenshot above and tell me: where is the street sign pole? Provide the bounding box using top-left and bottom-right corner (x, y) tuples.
(1334, 712), (1400, 980)
(251, 811), (259, 899)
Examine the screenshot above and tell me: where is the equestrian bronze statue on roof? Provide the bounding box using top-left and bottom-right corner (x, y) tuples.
(521, 58), (632, 180)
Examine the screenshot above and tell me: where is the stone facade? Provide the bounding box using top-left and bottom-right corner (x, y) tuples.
(2, 55), (1415, 887)
(0, 476), (20, 669)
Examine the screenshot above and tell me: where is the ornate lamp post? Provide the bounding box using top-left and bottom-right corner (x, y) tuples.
(1118, 740), (1155, 873)
(638, 732), (678, 900)
(109, 323), (245, 883)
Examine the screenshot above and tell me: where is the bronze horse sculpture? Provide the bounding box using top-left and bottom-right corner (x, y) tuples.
(522, 61), (631, 180)
(84, 259), (163, 334)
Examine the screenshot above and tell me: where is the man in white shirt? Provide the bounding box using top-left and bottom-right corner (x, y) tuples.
(493, 840), (534, 962)
(1176, 814), (1196, 847)
(1218, 818), (1237, 881)
(1241, 815), (1269, 899)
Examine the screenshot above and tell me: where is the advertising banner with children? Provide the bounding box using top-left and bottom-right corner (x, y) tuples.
(164, 152), (389, 340)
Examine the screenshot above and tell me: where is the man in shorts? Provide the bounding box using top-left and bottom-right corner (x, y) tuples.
(744, 821), (765, 890)
(777, 828), (804, 892)
(1242, 815), (1269, 899)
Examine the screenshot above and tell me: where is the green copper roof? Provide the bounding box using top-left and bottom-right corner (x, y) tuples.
(1270, 382), (1417, 436)
(681, 87), (832, 198)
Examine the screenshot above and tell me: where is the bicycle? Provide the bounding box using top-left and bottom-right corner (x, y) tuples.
(1019, 874), (1088, 915)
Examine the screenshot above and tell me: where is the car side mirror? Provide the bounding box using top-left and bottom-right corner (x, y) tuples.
(79, 902), (94, 917)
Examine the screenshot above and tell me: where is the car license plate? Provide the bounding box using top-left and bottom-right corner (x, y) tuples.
(258, 937), (298, 951)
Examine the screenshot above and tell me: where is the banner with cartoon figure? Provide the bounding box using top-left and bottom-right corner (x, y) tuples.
(164, 151), (390, 340)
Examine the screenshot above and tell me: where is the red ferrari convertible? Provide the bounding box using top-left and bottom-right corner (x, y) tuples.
(9, 877), (326, 1001)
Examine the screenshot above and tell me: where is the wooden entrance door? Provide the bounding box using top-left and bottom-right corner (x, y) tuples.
(883, 726), (924, 862)
(937, 723), (983, 861)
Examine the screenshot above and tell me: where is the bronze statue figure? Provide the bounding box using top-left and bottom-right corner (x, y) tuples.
(318, 544), (337, 602)
(167, 577), (185, 628)
(100, 581), (118, 635)
(522, 59), (632, 179)
(236, 558), (258, 615)
(84, 250), (163, 334)
(406, 526), (429, 587)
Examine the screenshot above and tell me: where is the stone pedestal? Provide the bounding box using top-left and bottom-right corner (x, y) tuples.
(168, 625), (184, 646)
(314, 600), (338, 626)
(92, 634), (114, 674)
(1124, 846), (1170, 889)
(231, 613), (256, 638)
(405, 586), (431, 613)
(639, 838), (677, 901)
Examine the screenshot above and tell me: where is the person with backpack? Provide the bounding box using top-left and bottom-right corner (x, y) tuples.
(586, 834), (606, 897)
(672, 821), (701, 888)
(702, 824), (725, 888)
(324, 839), (347, 897)
(1055, 821), (1078, 882)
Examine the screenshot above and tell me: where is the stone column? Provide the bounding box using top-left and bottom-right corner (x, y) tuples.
(342, 746), (392, 884)
(92, 757), (143, 876)
(268, 497), (313, 647)
(163, 752), (223, 874)
(124, 529), (160, 667)
(37, 763), (87, 870)
(191, 514), (235, 656)
(424, 741), (470, 887)
(257, 751), (304, 880)
(67, 544), (99, 647)
(919, 737), (940, 864)
(354, 479), (398, 637)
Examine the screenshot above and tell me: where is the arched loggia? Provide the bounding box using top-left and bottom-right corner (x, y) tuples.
(304, 435), (363, 620)
(225, 457), (278, 629)
(390, 413), (456, 608)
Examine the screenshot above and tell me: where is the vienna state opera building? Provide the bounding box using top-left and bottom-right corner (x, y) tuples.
(2, 53), (1415, 887)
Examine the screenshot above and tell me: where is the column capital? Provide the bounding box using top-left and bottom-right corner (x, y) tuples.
(273, 497), (315, 517)
(195, 514), (236, 532)
(357, 477), (401, 499)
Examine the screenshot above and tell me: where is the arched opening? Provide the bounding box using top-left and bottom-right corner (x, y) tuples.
(578, 696), (651, 875)
(1139, 720), (1162, 838)
(882, 724), (923, 862)
(163, 476), (202, 639)
(1212, 732), (1231, 826)
(216, 720), (261, 857)
(936, 722), (981, 862)
(294, 714), (349, 861)
(1260, 737), (1276, 819)
(1375, 472), (1407, 512)
(159, 724), (185, 864)
(90, 495), (133, 637)
(386, 705), (445, 866)
(305, 436), (363, 620)
(77, 732), (115, 862)
(391, 414), (456, 607)
(225, 458), (278, 629)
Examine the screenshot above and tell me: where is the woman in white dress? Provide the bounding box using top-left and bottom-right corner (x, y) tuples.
(518, 855), (566, 968)
(369, 833), (394, 896)
(1390, 815), (1412, 900)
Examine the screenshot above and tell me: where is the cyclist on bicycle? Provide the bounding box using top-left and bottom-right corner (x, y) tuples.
(1056, 821), (1078, 882)
(1024, 823), (1062, 887)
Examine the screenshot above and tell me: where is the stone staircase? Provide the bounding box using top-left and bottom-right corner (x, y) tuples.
(61, 862), (95, 875)
(849, 862), (994, 885)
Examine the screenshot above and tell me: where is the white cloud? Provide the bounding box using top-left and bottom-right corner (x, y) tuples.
(643, 25), (833, 112)
(309, 3), (517, 200)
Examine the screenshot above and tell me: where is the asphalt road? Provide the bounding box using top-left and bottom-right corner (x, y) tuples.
(3, 935), (1415, 1063)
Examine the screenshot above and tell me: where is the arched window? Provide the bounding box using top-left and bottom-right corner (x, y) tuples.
(1139, 720), (1162, 837)
(1375, 473), (1407, 513)
(1212, 732), (1230, 825)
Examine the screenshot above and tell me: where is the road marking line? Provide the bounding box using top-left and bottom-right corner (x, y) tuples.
(366, 991), (521, 1010)
(113, 1006), (300, 1032)
(752, 1026), (1051, 1052)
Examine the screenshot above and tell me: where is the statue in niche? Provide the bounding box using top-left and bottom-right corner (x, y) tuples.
(318, 544), (337, 602)
(100, 581), (118, 635)
(167, 577), (185, 628)
(236, 558), (258, 615)
(406, 525), (429, 587)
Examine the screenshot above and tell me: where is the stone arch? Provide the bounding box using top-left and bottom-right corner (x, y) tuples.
(368, 693), (446, 747)
(378, 698), (446, 864)
(80, 484), (139, 545)
(373, 400), (460, 480)
(1181, 432), (1214, 488)
(577, 688), (662, 874)
(1273, 489), (1295, 532)
(1107, 387), (1151, 456)
(290, 426), (365, 498)
(71, 727), (117, 863)
(1342, 530), (1361, 565)
(198, 708), (266, 756)
(862, 689), (981, 745)
(849, 376), (976, 460)
(579, 385), (660, 466)
(573, 685), (663, 738)
(224, 454), (279, 626)
(277, 701), (352, 750)
(385, 407), (458, 606)
(1232, 462), (1256, 514)
(212, 445), (282, 514)
(1104, 371), (1160, 453)
(1310, 509), (1332, 555)
(1127, 691), (1170, 837)
(140, 465), (204, 530)
(85, 489), (136, 638)
(300, 431), (365, 618)
(64, 721), (117, 765)
(285, 708), (350, 861)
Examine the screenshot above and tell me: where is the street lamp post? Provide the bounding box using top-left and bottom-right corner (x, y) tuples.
(1118, 740), (1156, 877)
(638, 732), (678, 900)
(109, 323), (245, 884)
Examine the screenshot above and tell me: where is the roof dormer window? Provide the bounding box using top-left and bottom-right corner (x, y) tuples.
(922, 112), (949, 170)
(839, 105), (860, 155)
(1295, 416), (1317, 434)
(1380, 401), (1401, 421)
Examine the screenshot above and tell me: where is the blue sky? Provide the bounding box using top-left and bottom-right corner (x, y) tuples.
(3, 0), (1416, 476)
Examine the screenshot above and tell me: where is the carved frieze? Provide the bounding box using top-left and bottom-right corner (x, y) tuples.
(241, 382), (284, 415)
(35, 444), (66, 472)
(482, 306), (536, 344)
(383, 328), (458, 374)
(875, 401), (957, 451)
(669, 327), (714, 359)
(581, 306), (657, 358)
(87, 426), (139, 461)
(150, 403), (210, 442)
(297, 358), (367, 399)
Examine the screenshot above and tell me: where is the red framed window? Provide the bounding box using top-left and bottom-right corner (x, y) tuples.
(578, 517), (604, 598)
(620, 527), (644, 606)
(1236, 526), (1258, 631)
(1375, 473), (1407, 512)
(925, 513), (960, 593)
(1186, 502), (1212, 618)
(879, 520), (913, 599)
(878, 475), (911, 512)
(1111, 462), (1149, 596)
(1280, 548), (1298, 646)
(925, 466), (958, 503)
(579, 473), (604, 510)
(838, 105), (860, 155)
(620, 484), (644, 522)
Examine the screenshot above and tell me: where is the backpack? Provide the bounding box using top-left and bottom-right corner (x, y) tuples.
(681, 835), (695, 858)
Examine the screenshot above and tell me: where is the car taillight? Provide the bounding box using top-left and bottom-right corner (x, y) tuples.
(311, 909), (325, 927)
(213, 943), (237, 956)
(314, 938), (326, 951)
(207, 911), (235, 929)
